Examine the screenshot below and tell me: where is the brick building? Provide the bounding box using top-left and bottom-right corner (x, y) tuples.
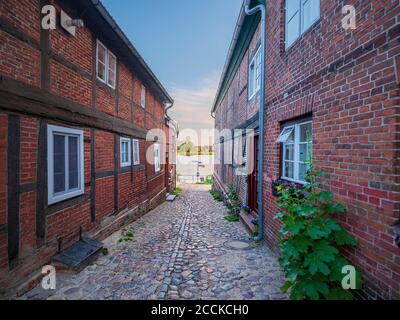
(212, 0), (400, 299)
(0, 0), (175, 296)
(165, 115), (178, 194)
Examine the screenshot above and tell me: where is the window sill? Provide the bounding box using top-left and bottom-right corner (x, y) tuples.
(280, 177), (307, 185)
(48, 189), (85, 206)
(248, 90), (260, 103)
(96, 78), (116, 92)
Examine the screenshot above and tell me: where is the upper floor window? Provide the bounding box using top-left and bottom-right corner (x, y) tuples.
(96, 40), (116, 89)
(278, 120), (312, 183)
(132, 139), (140, 165)
(141, 85), (146, 108)
(47, 125), (84, 205)
(120, 137), (131, 167)
(248, 46), (261, 100)
(285, 0), (320, 49)
(154, 143), (161, 172)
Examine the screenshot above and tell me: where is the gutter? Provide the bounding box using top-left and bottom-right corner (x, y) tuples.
(243, 0), (266, 242)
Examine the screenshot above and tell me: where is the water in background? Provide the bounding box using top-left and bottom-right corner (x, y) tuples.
(176, 155), (214, 183)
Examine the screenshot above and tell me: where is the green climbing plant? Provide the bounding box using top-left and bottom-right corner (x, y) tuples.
(224, 184), (241, 223)
(275, 163), (362, 300)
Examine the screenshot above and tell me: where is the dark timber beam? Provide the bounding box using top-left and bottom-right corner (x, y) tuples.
(0, 77), (146, 139)
(40, 0), (51, 92)
(114, 135), (119, 212)
(90, 129), (96, 222)
(7, 115), (20, 269)
(36, 120), (47, 247)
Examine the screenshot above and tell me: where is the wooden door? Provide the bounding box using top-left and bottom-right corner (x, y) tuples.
(248, 135), (259, 212)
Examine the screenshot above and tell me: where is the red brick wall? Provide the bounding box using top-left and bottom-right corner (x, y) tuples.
(133, 170), (147, 203)
(119, 63), (133, 101)
(0, 0), (40, 42)
(96, 85), (116, 116)
(95, 131), (114, 171)
(46, 201), (92, 247)
(95, 176), (115, 221)
(0, 31), (41, 87)
(118, 172), (132, 209)
(118, 98), (132, 122)
(50, 60), (92, 106)
(214, 0), (399, 299)
(50, 3), (93, 74)
(20, 117), (37, 185)
(260, 0), (400, 299)
(19, 192), (36, 256)
(133, 106), (145, 128)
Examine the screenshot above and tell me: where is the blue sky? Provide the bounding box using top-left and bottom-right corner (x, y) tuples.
(102, 0), (243, 140)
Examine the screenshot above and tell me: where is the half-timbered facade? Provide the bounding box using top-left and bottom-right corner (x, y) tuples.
(0, 0), (174, 296)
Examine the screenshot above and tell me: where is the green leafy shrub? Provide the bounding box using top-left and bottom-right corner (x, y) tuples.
(118, 229), (134, 244)
(209, 189), (222, 201)
(172, 187), (183, 197)
(224, 184), (242, 223)
(252, 224), (259, 238)
(224, 214), (240, 222)
(275, 164), (362, 300)
(196, 176), (214, 185)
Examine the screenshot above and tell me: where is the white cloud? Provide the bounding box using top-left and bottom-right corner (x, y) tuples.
(168, 72), (219, 144)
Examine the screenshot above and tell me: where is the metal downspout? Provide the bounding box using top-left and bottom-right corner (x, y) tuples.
(244, 0), (266, 242)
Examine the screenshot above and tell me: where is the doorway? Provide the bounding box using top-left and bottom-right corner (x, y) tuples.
(247, 135), (259, 213)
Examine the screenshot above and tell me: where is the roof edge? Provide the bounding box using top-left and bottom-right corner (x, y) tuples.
(211, 3), (246, 114)
(211, 0), (262, 114)
(91, 0), (174, 105)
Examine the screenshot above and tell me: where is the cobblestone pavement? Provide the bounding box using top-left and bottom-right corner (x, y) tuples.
(21, 184), (287, 300)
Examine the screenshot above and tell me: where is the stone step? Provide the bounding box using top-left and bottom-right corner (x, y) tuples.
(239, 211), (258, 235)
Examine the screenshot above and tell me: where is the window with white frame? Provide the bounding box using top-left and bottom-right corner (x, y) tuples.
(141, 85), (146, 108)
(278, 120), (312, 183)
(248, 46), (261, 100)
(96, 40), (116, 89)
(47, 125), (84, 205)
(120, 137), (131, 167)
(285, 0), (320, 49)
(132, 139), (140, 165)
(154, 143), (161, 172)
(107, 51), (116, 88)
